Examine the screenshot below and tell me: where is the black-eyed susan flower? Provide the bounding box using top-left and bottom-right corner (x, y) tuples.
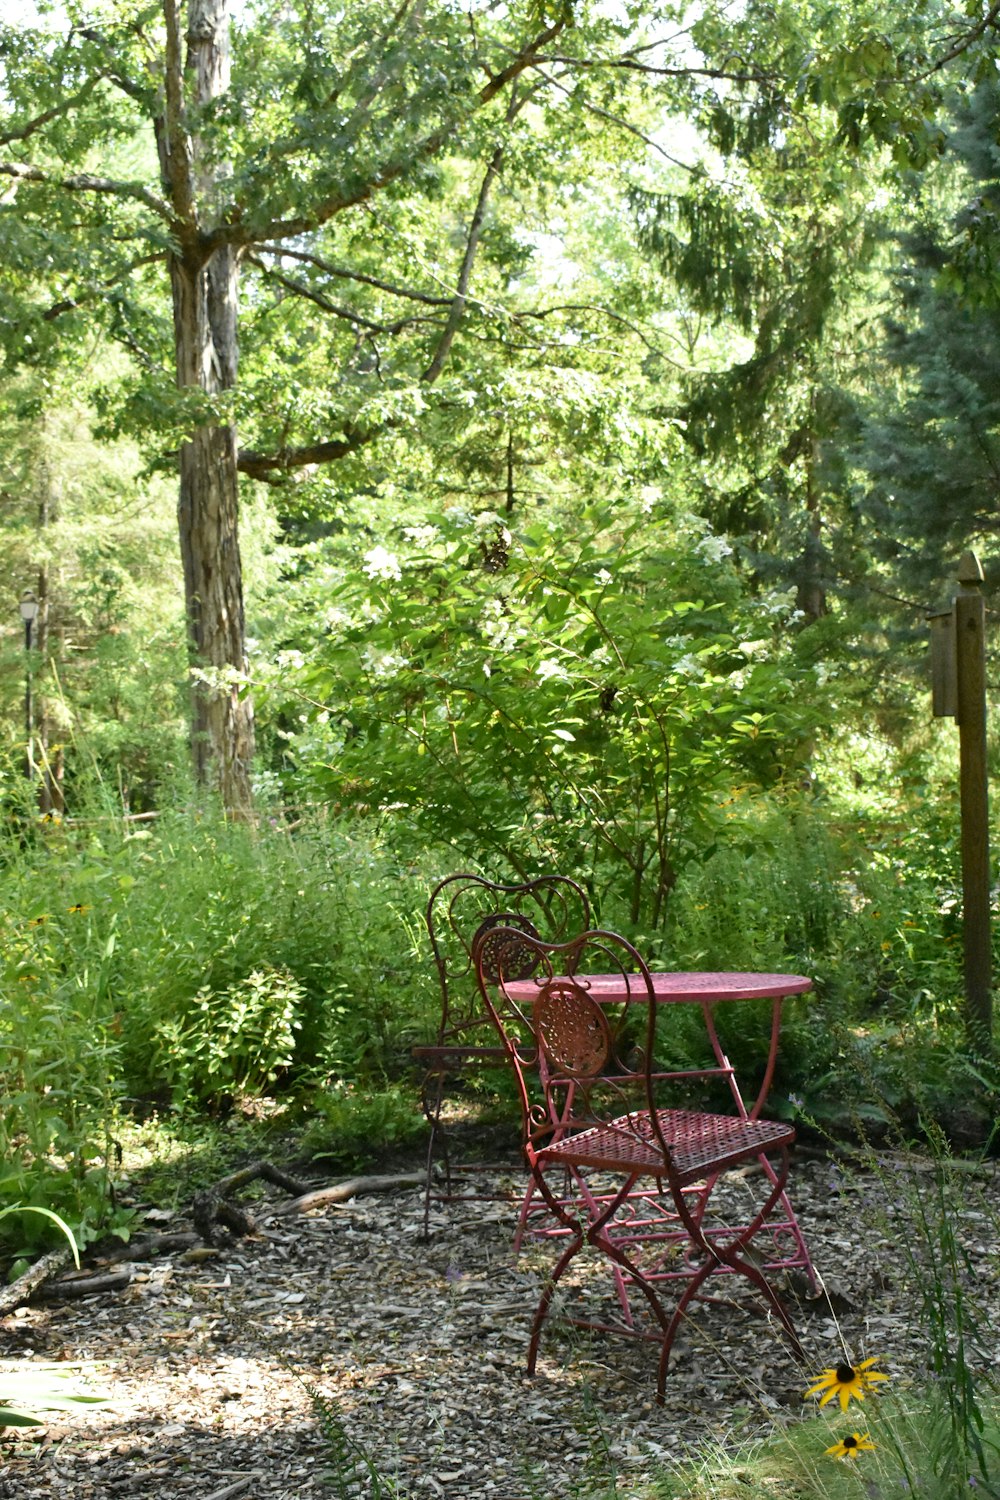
(824, 1432), (876, 1460)
(66, 904), (91, 915)
(805, 1357), (888, 1411)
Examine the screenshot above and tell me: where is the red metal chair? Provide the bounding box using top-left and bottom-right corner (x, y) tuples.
(414, 872), (590, 1236)
(473, 924), (808, 1399)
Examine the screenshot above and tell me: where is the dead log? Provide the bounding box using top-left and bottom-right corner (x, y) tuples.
(0, 1245), (73, 1318)
(37, 1267), (134, 1300)
(213, 1161), (314, 1198)
(265, 1170), (425, 1219)
(99, 1230), (200, 1266)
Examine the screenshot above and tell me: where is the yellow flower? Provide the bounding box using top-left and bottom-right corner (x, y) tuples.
(66, 904), (91, 915)
(825, 1432), (876, 1461)
(805, 1357), (888, 1411)
(27, 914), (49, 927)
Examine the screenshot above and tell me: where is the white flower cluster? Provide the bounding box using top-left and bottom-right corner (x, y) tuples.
(480, 597), (524, 652)
(754, 588), (802, 622)
(403, 524), (439, 547)
(360, 646), (409, 680)
(536, 658), (569, 683)
(694, 533), (733, 564)
(363, 545), (402, 582)
(672, 653), (703, 679)
(475, 510), (513, 547)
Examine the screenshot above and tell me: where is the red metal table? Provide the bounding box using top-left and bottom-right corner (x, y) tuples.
(502, 969), (816, 1291)
(504, 970), (811, 1121)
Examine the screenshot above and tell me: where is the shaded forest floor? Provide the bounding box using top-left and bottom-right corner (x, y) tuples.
(0, 1144), (995, 1500)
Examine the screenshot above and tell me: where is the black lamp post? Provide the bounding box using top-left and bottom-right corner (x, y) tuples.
(18, 590), (38, 781)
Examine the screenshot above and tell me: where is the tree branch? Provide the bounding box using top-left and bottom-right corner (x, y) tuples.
(516, 302), (686, 366)
(255, 244), (452, 307)
(160, 0), (196, 227)
(0, 161), (175, 223)
(535, 65), (697, 174)
(246, 253), (441, 335)
(41, 253), (166, 321)
(535, 51), (771, 84)
(237, 427), (382, 481)
(926, 1), (1000, 75)
(218, 18), (568, 249)
(422, 139), (506, 381)
(0, 76), (105, 147)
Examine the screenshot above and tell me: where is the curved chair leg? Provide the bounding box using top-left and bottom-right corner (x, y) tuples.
(420, 1070), (448, 1240)
(527, 1167), (675, 1371)
(655, 1148), (805, 1398)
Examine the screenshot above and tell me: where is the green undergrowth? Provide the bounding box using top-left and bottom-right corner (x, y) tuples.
(0, 790), (997, 1262)
(646, 1391), (1000, 1498)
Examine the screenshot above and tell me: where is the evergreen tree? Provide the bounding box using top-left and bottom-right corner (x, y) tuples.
(858, 79), (1000, 595)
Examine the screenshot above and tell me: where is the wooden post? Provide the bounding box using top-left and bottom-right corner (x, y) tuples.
(953, 551), (992, 1046)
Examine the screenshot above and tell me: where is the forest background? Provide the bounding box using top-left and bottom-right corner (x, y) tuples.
(1, 0), (1000, 1265)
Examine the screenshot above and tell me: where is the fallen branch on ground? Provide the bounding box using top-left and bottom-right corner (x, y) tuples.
(263, 1170), (426, 1219)
(1, 1161), (426, 1309)
(0, 1246), (74, 1318)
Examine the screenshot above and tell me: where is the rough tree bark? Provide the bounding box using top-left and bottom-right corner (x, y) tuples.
(160, 0), (254, 814)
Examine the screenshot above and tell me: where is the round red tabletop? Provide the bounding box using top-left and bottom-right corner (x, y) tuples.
(505, 972), (812, 1004)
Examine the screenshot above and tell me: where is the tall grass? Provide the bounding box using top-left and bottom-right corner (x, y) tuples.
(0, 804), (432, 1252)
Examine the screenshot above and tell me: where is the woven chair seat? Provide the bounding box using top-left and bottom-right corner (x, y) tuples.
(538, 1108), (795, 1186)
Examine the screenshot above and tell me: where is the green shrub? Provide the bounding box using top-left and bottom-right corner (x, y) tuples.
(152, 965), (305, 1110)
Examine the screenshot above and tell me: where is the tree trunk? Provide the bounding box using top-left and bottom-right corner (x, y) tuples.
(169, 0), (254, 814)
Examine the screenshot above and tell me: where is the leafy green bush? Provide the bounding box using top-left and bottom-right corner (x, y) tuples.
(300, 1084), (426, 1168)
(152, 965), (305, 1110)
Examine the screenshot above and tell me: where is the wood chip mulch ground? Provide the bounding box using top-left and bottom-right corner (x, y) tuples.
(0, 1145), (996, 1500)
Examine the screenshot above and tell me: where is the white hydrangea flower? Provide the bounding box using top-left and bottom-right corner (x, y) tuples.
(673, 653), (702, 678)
(594, 568), (613, 588)
(694, 533), (733, 563)
(536, 658), (569, 682)
(403, 524), (439, 547)
(480, 597), (524, 651)
(363, 545), (402, 582)
(361, 647), (409, 679)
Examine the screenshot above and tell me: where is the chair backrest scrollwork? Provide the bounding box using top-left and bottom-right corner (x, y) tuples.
(473, 925), (663, 1156)
(424, 873), (591, 1047)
